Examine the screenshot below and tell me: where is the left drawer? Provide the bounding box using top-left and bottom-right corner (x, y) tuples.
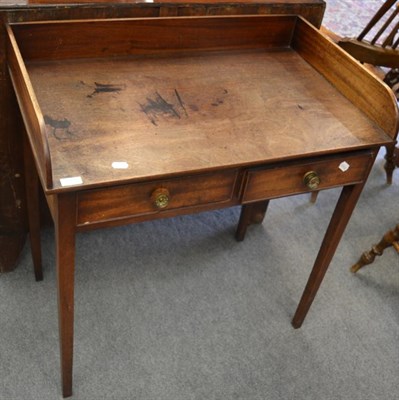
(77, 169), (238, 225)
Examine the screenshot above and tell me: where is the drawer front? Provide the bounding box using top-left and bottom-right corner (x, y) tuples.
(241, 152), (374, 203)
(78, 169), (238, 224)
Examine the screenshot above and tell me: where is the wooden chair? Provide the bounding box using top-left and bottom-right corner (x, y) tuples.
(351, 224), (399, 272)
(337, 0), (399, 184)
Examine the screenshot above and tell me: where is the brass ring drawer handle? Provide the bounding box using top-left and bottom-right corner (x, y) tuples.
(303, 171), (320, 190)
(151, 188), (170, 209)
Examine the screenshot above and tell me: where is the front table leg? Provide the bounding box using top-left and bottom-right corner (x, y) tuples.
(292, 183), (365, 329)
(55, 193), (77, 398)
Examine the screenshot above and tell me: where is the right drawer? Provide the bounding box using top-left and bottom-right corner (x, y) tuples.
(241, 151), (374, 203)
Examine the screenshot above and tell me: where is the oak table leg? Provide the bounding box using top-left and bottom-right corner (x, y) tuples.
(23, 133), (43, 281)
(350, 224), (399, 273)
(235, 200), (269, 241)
(292, 183), (366, 329)
(55, 193), (76, 398)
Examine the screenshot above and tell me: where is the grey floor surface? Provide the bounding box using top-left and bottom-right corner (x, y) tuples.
(1, 151), (398, 400)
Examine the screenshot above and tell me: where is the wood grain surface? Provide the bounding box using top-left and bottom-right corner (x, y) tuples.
(24, 47), (390, 191)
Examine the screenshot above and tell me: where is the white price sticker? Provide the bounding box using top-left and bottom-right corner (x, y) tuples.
(112, 161), (129, 169)
(60, 176), (83, 187)
(339, 161), (350, 172)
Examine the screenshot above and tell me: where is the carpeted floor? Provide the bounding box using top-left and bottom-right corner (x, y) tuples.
(323, 0), (386, 37)
(1, 2), (398, 400)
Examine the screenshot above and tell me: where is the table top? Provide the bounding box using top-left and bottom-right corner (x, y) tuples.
(8, 15), (397, 193)
(28, 49), (389, 190)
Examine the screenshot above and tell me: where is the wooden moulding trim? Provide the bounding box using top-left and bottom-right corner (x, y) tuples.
(6, 23), (52, 189)
(8, 15), (297, 61)
(292, 17), (399, 141)
(24, 0), (326, 6)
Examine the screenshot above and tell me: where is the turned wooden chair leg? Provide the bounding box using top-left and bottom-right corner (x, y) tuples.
(23, 133), (43, 281)
(235, 200), (269, 242)
(351, 224), (399, 273)
(384, 143), (398, 184)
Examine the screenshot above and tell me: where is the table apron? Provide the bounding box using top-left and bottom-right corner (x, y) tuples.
(70, 150), (374, 230)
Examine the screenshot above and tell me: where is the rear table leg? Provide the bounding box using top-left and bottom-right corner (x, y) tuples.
(235, 200), (269, 242)
(23, 133), (43, 281)
(384, 143), (397, 184)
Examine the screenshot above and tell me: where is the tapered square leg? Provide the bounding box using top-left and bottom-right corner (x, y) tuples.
(236, 200), (269, 241)
(292, 183), (366, 329)
(55, 193), (76, 398)
(23, 133), (43, 281)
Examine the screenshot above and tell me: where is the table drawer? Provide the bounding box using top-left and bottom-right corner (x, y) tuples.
(241, 152), (374, 203)
(78, 169), (238, 224)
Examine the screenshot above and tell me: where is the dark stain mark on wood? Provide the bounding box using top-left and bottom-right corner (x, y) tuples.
(211, 99), (224, 107)
(298, 104), (304, 110)
(139, 87), (229, 125)
(87, 82), (126, 98)
(174, 89), (188, 117)
(44, 115), (74, 141)
(139, 91), (183, 126)
(211, 89), (228, 107)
